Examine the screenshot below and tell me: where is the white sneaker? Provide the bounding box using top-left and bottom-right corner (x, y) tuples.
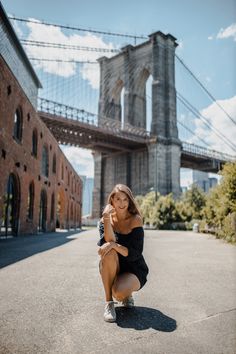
(122, 295), (134, 308)
(104, 301), (117, 322)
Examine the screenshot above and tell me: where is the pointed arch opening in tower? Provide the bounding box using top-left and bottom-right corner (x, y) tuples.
(146, 74), (153, 132)
(121, 87), (125, 129)
(133, 68), (151, 130)
(110, 79), (124, 122)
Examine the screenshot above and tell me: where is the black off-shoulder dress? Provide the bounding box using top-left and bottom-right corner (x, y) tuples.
(98, 222), (149, 289)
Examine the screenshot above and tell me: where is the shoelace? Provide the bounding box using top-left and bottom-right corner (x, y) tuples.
(105, 301), (117, 311)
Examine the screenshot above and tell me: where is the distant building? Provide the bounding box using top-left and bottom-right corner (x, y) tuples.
(192, 170), (217, 193)
(0, 3), (83, 236)
(80, 176), (94, 216)
(209, 177), (218, 189)
(181, 186), (188, 193)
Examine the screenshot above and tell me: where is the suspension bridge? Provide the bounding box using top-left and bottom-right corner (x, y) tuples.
(38, 97), (233, 173)
(9, 16), (236, 215)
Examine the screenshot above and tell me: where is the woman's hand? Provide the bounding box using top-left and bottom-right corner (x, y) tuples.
(102, 204), (115, 218)
(98, 241), (116, 258)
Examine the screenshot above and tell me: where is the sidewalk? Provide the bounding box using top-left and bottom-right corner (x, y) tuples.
(0, 229), (235, 354)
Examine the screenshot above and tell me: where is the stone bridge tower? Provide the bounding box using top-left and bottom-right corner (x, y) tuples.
(93, 31), (181, 217)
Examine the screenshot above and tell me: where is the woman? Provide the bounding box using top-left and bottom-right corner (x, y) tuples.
(97, 184), (149, 322)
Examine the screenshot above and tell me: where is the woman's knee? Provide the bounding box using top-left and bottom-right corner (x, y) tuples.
(101, 248), (118, 266)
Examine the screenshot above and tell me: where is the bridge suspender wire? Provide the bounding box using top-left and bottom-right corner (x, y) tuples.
(177, 120), (210, 147)
(176, 54), (236, 126)
(177, 92), (236, 151)
(9, 16), (147, 41)
(29, 58), (98, 64)
(20, 39), (120, 53)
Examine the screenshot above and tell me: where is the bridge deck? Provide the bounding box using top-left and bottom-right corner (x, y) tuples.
(38, 98), (235, 172)
(39, 112), (150, 152)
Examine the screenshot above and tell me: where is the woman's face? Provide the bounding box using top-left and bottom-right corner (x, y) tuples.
(111, 191), (129, 213)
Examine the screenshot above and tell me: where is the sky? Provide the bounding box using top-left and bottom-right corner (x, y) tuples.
(2, 0), (236, 187)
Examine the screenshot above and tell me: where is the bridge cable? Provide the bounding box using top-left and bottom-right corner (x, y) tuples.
(29, 58), (98, 64)
(148, 91), (236, 151)
(20, 39), (120, 53)
(177, 120), (209, 147)
(176, 54), (236, 126)
(10, 16), (147, 40)
(177, 92), (236, 151)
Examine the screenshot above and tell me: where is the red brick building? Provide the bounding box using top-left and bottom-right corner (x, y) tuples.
(0, 4), (83, 236)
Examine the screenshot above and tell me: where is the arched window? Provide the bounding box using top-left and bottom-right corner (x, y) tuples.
(70, 202), (73, 222)
(27, 182), (34, 219)
(61, 163), (64, 180)
(50, 192), (55, 221)
(32, 129), (38, 157)
(3, 173), (21, 236)
(42, 145), (49, 177)
(13, 107), (23, 142)
(52, 153), (56, 174)
(39, 189), (47, 232)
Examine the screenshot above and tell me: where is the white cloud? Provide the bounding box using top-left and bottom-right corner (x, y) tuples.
(208, 35), (213, 40)
(23, 18), (117, 87)
(193, 95), (236, 156)
(80, 63), (100, 89)
(10, 17), (23, 37)
(177, 39), (184, 49)
(216, 23), (236, 41)
(60, 146), (94, 177)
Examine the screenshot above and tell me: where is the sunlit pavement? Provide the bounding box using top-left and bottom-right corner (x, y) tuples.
(0, 228), (235, 354)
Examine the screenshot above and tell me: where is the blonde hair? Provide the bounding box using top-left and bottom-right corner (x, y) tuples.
(107, 184), (141, 217)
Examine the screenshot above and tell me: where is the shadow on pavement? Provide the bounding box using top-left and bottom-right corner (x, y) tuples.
(115, 306), (177, 332)
(0, 229), (84, 269)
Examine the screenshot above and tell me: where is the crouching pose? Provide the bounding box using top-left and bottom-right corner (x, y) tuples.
(97, 184), (149, 322)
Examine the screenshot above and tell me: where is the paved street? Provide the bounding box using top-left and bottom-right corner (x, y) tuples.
(0, 228), (236, 354)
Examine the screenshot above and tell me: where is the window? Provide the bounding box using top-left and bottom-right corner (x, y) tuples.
(50, 193), (55, 221)
(27, 182), (34, 219)
(3, 173), (21, 236)
(52, 153), (56, 174)
(32, 129), (38, 157)
(42, 145), (49, 177)
(13, 108), (23, 142)
(61, 164), (64, 180)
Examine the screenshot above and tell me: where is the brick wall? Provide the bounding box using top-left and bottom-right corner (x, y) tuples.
(0, 15), (39, 108)
(0, 56), (83, 236)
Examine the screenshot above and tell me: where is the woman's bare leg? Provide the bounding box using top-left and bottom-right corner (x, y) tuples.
(99, 249), (120, 301)
(112, 272), (140, 302)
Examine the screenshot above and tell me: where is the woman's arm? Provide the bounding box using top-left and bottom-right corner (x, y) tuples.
(103, 215), (116, 243)
(98, 241), (128, 258)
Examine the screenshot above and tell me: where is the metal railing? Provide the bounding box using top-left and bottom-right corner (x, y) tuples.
(37, 98), (235, 161)
(38, 97), (97, 125)
(37, 97), (151, 138)
(182, 142), (235, 162)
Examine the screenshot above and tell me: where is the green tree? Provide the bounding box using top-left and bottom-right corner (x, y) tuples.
(181, 184), (206, 219)
(136, 191), (160, 225)
(153, 194), (180, 229)
(219, 162), (236, 213)
(202, 162), (236, 243)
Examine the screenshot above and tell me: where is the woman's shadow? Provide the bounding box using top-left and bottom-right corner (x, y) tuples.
(115, 306), (177, 331)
